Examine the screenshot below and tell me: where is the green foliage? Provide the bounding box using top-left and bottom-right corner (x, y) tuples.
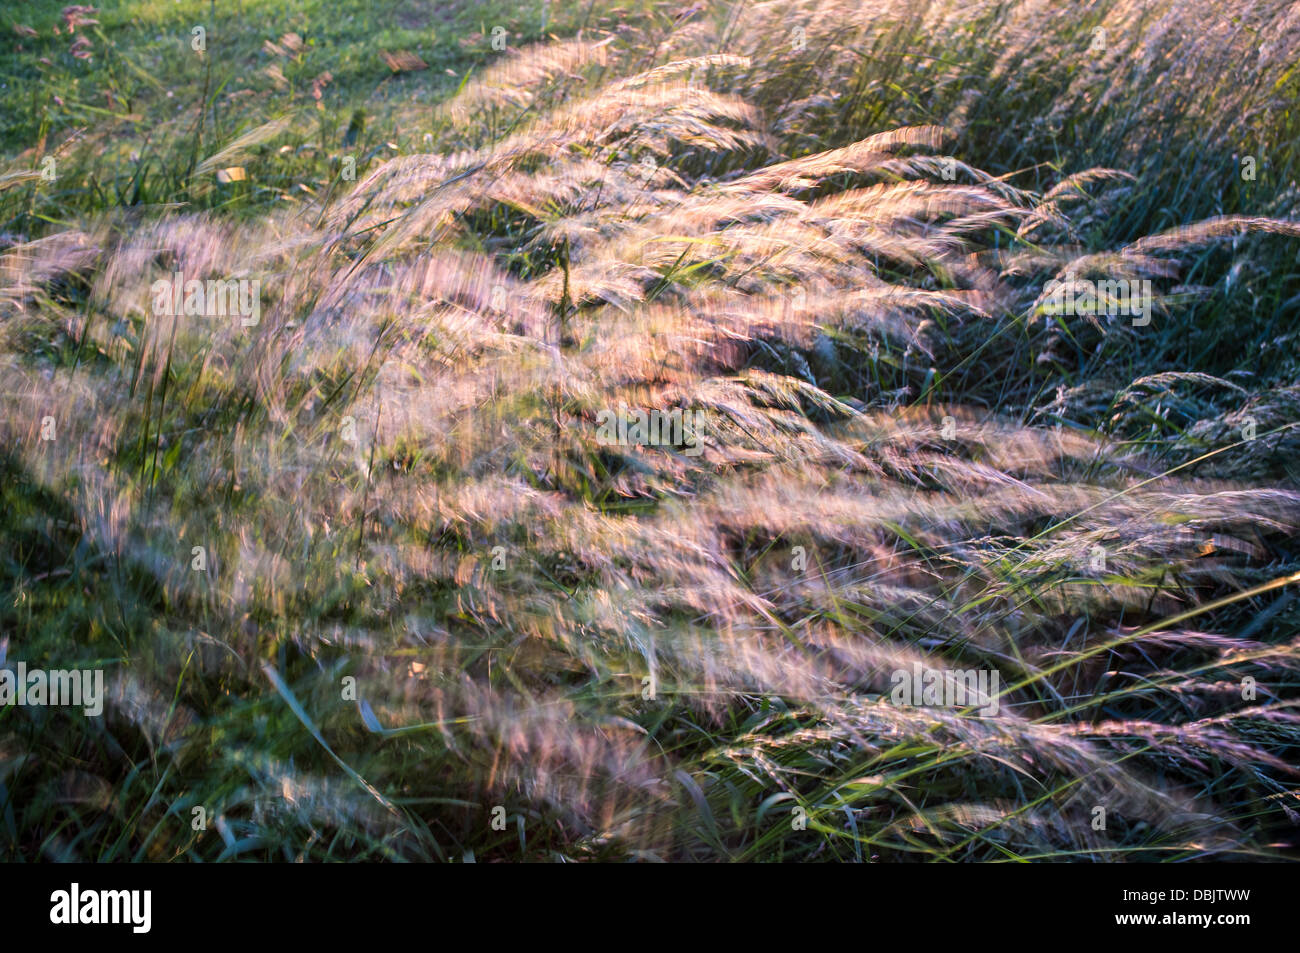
(2, 0), (1299, 862)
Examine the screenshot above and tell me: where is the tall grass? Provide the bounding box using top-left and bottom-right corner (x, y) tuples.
(1, 0), (1298, 861)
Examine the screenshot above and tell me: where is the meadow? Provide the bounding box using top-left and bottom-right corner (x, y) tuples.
(1, 0), (1299, 861)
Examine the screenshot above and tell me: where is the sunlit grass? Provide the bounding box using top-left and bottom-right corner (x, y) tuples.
(1, 0), (1299, 862)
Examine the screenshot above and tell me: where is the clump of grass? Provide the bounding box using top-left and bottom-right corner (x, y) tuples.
(2, 0), (1299, 862)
